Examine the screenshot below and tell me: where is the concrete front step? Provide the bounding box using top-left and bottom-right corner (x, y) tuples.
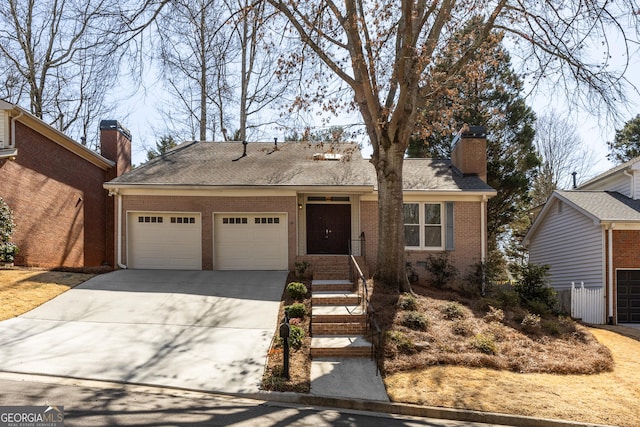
(311, 335), (371, 358)
(312, 305), (365, 324)
(312, 291), (360, 306)
(312, 280), (354, 292)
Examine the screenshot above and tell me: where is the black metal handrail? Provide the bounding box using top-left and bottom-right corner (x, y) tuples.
(348, 254), (381, 376)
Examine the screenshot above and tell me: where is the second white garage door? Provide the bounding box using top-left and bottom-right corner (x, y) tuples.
(214, 213), (287, 270)
(128, 212), (202, 270)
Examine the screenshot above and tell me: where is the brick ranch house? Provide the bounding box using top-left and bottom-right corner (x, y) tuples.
(0, 99), (131, 268)
(525, 156), (640, 324)
(103, 126), (496, 280)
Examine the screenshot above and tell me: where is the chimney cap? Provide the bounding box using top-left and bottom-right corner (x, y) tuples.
(99, 120), (132, 140)
(461, 125), (486, 138)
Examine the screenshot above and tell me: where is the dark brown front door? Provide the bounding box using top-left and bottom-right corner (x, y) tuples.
(617, 270), (640, 323)
(306, 204), (351, 254)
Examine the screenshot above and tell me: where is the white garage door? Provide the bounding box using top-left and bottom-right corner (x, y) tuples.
(214, 213), (287, 270)
(128, 212), (202, 270)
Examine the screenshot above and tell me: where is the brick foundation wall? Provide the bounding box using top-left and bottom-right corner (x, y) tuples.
(0, 122), (108, 267)
(121, 195), (297, 270)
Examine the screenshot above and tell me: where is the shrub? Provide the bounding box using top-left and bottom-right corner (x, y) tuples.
(512, 263), (557, 314)
(451, 319), (473, 336)
(294, 261), (311, 278)
(402, 310), (429, 330)
(473, 333), (498, 355)
(521, 313), (541, 332)
(464, 260), (500, 296)
(387, 330), (415, 354)
(483, 306), (504, 323)
(288, 324), (305, 348)
(425, 253), (458, 289)
(398, 292), (417, 310)
(0, 197), (17, 263)
(542, 319), (561, 336)
(285, 303), (306, 319)
(286, 282), (308, 300)
(442, 301), (466, 320)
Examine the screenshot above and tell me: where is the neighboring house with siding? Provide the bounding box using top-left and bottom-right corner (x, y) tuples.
(524, 156), (640, 324)
(0, 99), (131, 268)
(103, 127), (496, 280)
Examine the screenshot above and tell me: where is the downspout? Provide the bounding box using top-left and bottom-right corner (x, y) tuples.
(10, 111), (24, 146)
(607, 224), (614, 324)
(481, 195), (487, 262)
(116, 192), (127, 269)
(623, 169), (635, 199)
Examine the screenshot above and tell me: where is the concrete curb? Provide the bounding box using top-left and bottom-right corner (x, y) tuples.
(0, 372), (614, 427)
(249, 391), (615, 427)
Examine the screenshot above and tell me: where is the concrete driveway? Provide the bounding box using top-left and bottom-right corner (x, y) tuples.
(0, 270), (287, 393)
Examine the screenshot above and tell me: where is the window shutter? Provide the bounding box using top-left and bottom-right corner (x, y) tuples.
(445, 202), (454, 251)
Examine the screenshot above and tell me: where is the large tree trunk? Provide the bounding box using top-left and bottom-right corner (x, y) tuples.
(372, 138), (412, 293)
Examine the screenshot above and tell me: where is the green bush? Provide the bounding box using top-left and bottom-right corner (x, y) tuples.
(542, 319), (561, 336)
(285, 303), (306, 319)
(387, 330), (415, 354)
(425, 253), (458, 289)
(442, 301), (466, 320)
(0, 197), (18, 263)
(512, 263), (557, 314)
(398, 292), (417, 310)
(286, 282), (308, 300)
(473, 333), (498, 355)
(464, 260), (500, 296)
(288, 324), (305, 348)
(402, 310), (429, 331)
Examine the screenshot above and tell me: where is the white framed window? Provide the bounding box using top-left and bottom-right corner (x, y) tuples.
(403, 202), (446, 249)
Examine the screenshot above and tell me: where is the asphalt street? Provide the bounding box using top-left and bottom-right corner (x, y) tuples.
(0, 373), (506, 427)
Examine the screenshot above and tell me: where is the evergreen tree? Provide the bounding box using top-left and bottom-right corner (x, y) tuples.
(409, 19), (540, 270)
(608, 115), (640, 164)
(146, 135), (179, 161)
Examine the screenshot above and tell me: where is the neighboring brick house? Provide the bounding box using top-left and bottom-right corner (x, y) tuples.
(0, 99), (131, 268)
(524, 156), (640, 324)
(103, 127), (495, 280)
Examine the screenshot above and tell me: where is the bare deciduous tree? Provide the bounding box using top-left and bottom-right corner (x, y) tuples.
(531, 112), (598, 205)
(267, 0), (640, 292)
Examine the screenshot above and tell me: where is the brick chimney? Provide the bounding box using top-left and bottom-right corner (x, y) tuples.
(451, 125), (487, 182)
(100, 120), (132, 179)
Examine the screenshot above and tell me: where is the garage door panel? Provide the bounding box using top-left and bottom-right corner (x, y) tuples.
(215, 214), (287, 270)
(128, 213), (202, 270)
(617, 270), (640, 323)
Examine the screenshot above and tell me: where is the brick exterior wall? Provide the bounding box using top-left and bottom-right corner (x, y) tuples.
(0, 122), (107, 267)
(121, 195), (297, 270)
(606, 230), (640, 321)
(360, 199), (484, 283)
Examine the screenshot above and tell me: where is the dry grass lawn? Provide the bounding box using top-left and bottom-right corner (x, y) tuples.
(385, 328), (640, 427)
(0, 268), (97, 320)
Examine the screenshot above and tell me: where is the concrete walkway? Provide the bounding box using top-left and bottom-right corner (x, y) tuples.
(310, 358), (389, 401)
(0, 270), (287, 394)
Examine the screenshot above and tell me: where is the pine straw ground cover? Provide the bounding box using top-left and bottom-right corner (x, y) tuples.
(0, 267), (105, 320)
(262, 274), (312, 393)
(374, 283), (613, 375)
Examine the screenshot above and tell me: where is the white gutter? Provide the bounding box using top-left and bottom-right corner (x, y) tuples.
(607, 225), (614, 324)
(116, 192), (127, 269)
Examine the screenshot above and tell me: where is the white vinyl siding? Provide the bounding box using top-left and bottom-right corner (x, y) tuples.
(634, 171), (640, 200)
(0, 110), (6, 148)
(528, 199), (604, 289)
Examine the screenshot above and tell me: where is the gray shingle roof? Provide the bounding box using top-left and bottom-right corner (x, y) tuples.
(108, 141), (494, 192)
(557, 190), (640, 222)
